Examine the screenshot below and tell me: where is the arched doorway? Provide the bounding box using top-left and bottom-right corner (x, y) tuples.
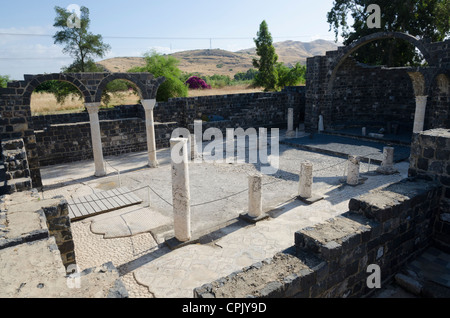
(323, 32), (438, 140)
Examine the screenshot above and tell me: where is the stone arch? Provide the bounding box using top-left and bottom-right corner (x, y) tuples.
(22, 73), (92, 103)
(322, 32), (436, 132)
(94, 73), (158, 103)
(328, 32), (435, 90)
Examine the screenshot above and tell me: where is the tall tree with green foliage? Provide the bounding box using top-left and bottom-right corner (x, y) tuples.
(42, 6), (121, 105)
(129, 51), (188, 102)
(252, 20), (279, 91)
(327, 0), (450, 66)
(53, 5), (111, 72)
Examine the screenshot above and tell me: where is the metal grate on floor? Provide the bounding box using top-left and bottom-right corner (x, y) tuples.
(67, 187), (143, 221)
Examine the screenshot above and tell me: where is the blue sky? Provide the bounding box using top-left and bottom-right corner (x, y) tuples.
(0, 0), (338, 80)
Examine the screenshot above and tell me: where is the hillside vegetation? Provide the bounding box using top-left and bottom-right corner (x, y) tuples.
(97, 40), (338, 77)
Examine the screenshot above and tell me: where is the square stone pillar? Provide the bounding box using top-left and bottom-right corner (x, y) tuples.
(170, 138), (191, 242)
(286, 108), (296, 138)
(85, 103), (106, 177)
(141, 99), (159, 168)
(413, 95), (428, 133)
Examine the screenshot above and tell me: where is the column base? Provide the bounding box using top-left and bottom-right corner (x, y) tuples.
(239, 211), (269, 224)
(285, 130), (296, 138)
(296, 194), (324, 205)
(376, 166), (399, 175)
(148, 161), (159, 168)
(94, 171), (107, 177)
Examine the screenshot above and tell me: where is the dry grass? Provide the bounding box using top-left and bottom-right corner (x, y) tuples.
(30, 85), (263, 115)
(30, 91), (141, 115)
(187, 84), (263, 97)
(31, 92), (85, 115)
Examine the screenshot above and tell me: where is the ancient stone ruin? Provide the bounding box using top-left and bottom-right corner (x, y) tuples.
(0, 32), (449, 298)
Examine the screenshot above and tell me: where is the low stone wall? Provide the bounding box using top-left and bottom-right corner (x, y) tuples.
(31, 87), (305, 168)
(41, 198), (76, 267)
(1, 138), (32, 194)
(194, 178), (441, 298)
(31, 105), (144, 130)
(35, 119), (177, 167)
(408, 128), (450, 252)
(154, 86), (305, 129)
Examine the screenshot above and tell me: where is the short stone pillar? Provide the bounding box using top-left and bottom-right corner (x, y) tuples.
(318, 115), (324, 133)
(190, 134), (200, 161)
(298, 161), (313, 199)
(413, 95), (428, 133)
(376, 147), (398, 175)
(347, 155), (361, 186)
(141, 99), (159, 168)
(286, 108), (295, 138)
(170, 138), (191, 242)
(85, 103), (106, 177)
(297, 161), (323, 204)
(248, 174), (262, 218)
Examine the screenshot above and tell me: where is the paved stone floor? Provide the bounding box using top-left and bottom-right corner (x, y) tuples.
(41, 132), (418, 298)
(38, 133), (438, 298)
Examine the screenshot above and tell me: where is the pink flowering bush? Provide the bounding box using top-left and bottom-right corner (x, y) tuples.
(185, 76), (211, 89)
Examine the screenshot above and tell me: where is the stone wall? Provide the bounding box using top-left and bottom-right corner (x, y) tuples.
(408, 128), (450, 252)
(329, 58), (416, 132)
(31, 104), (144, 130)
(35, 119), (177, 167)
(153, 86), (305, 129)
(32, 86), (305, 167)
(194, 178), (441, 298)
(41, 198), (76, 267)
(0, 72), (164, 189)
(0, 138), (32, 194)
(305, 32), (450, 133)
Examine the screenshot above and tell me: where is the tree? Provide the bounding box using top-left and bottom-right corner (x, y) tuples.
(234, 69), (259, 82)
(276, 63), (306, 89)
(252, 20), (278, 91)
(327, 0), (450, 66)
(53, 5), (111, 72)
(129, 51), (188, 102)
(46, 6), (121, 106)
(0, 75), (10, 88)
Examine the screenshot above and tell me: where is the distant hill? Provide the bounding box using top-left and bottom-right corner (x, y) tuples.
(97, 40), (339, 77)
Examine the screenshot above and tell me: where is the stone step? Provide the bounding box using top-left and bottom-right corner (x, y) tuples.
(1, 177), (32, 194)
(295, 212), (377, 261)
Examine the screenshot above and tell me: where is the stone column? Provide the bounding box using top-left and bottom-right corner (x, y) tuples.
(248, 174), (262, 218)
(413, 96), (428, 133)
(298, 161), (313, 199)
(376, 147), (398, 174)
(170, 138), (191, 242)
(286, 108), (295, 138)
(85, 103), (106, 177)
(318, 115), (324, 133)
(141, 99), (159, 168)
(347, 155), (360, 186)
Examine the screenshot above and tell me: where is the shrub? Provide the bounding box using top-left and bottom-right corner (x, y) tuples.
(205, 74), (232, 88)
(129, 51), (188, 102)
(0, 75), (10, 88)
(185, 76), (211, 89)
